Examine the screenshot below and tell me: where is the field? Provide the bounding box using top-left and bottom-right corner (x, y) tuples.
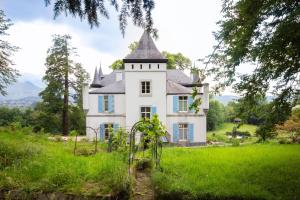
(152, 144), (300, 200)
(0, 128), (129, 198)
(207, 123), (258, 143)
(1, 127), (300, 200)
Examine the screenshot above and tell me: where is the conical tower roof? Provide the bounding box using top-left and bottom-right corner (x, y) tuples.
(90, 66), (102, 88)
(123, 31), (167, 63)
(98, 65), (104, 80)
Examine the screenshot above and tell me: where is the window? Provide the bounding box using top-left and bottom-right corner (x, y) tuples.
(132, 64), (134, 69)
(149, 64), (151, 69)
(179, 96), (188, 112)
(140, 81), (151, 95)
(179, 123), (188, 140)
(140, 64), (142, 69)
(158, 64), (160, 69)
(141, 106), (151, 119)
(104, 124), (113, 140)
(103, 96), (109, 112)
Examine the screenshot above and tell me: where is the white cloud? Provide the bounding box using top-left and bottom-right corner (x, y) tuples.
(6, 20), (117, 79)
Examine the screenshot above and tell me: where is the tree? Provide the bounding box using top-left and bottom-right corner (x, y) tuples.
(110, 59), (124, 70)
(44, 0), (157, 37)
(207, 99), (225, 131)
(128, 41), (139, 52)
(162, 51), (192, 70)
(40, 35), (79, 135)
(0, 10), (19, 96)
(203, 0), (300, 132)
(277, 106), (300, 135)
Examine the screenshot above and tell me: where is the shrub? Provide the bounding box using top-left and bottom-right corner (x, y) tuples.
(231, 138), (240, 146)
(135, 158), (152, 171)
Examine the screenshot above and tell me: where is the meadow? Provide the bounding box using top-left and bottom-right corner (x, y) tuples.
(0, 128), (130, 198)
(207, 123), (258, 143)
(152, 144), (300, 200)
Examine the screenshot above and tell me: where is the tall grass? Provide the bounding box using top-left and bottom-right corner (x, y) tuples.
(153, 144), (300, 200)
(0, 128), (129, 196)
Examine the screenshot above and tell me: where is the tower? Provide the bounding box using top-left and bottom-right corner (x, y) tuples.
(123, 31), (168, 130)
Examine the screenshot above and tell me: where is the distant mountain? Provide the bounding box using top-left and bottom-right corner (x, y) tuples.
(214, 95), (239, 105)
(0, 81), (42, 100)
(214, 95), (274, 105)
(0, 96), (41, 108)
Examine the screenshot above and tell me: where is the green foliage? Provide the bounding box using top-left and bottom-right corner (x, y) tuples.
(0, 10), (19, 96)
(207, 100), (225, 131)
(0, 130), (130, 196)
(39, 35), (89, 135)
(128, 41), (138, 52)
(111, 128), (128, 152)
(45, 0), (157, 37)
(162, 51), (192, 70)
(110, 59), (124, 70)
(152, 145), (300, 200)
(205, 0), (300, 132)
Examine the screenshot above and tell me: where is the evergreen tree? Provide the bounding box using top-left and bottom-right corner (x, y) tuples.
(0, 10), (19, 96)
(40, 34), (78, 135)
(45, 0), (157, 36)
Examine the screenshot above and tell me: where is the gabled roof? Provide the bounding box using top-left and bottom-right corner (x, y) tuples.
(123, 31), (167, 63)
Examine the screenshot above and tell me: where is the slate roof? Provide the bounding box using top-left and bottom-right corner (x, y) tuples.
(89, 69), (198, 94)
(166, 80), (193, 94)
(123, 31), (167, 63)
(90, 80), (125, 94)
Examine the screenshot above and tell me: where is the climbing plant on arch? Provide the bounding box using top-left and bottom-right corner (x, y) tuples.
(128, 114), (167, 172)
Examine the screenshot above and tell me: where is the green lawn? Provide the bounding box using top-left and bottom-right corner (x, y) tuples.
(0, 128), (129, 197)
(152, 144), (300, 200)
(207, 123), (258, 143)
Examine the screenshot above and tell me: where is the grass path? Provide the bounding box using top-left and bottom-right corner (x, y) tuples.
(133, 171), (154, 200)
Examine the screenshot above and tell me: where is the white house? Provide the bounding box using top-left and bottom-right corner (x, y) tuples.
(83, 31), (209, 146)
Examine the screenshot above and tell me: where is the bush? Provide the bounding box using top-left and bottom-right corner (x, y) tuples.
(0, 141), (41, 169)
(231, 138), (240, 146)
(135, 158), (152, 171)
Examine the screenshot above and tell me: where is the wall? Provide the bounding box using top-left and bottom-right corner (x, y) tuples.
(85, 94), (126, 140)
(124, 63), (167, 129)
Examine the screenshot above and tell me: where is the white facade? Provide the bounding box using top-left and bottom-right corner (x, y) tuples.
(83, 32), (209, 146)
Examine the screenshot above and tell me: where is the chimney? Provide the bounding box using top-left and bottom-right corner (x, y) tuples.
(82, 83), (89, 114)
(115, 71), (123, 81)
(203, 83), (209, 114)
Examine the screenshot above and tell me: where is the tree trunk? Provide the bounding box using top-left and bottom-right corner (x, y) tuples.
(62, 69), (69, 135)
(62, 45), (69, 136)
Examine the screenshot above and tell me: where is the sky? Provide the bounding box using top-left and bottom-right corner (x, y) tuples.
(1, 0), (233, 92)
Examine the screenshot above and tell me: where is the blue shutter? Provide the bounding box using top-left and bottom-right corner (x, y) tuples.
(173, 123), (179, 143)
(113, 123), (119, 133)
(188, 123), (194, 143)
(173, 96), (179, 113)
(108, 95), (114, 113)
(151, 106), (157, 116)
(100, 124), (105, 141)
(188, 96), (195, 113)
(98, 96), (103, 113)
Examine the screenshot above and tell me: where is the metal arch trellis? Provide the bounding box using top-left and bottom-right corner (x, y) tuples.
(128, 119), (166, 174)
